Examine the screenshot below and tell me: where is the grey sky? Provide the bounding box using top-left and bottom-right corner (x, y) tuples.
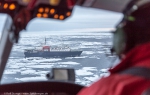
(0, 6), (123, 32)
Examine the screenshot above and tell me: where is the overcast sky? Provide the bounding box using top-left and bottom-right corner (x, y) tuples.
(0, 6), (123, 32)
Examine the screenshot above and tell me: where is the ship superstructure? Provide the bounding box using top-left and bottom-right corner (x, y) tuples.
(24, 38), (82, 58)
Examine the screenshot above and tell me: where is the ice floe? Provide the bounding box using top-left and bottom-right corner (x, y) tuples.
(26, 65), (54, 68)
(76, 70), (94, 76)
(32, 58), (62, 63)
(15, 76), (47, 82)
(84, 75), (99, 83)
(82, 67), (97, 71)
(83, 51), (94, 54)
(58, 62), (80, 65)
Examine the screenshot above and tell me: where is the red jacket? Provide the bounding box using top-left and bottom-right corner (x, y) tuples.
(78, 42), (150, 95)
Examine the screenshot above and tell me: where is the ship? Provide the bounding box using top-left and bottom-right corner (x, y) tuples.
(24, 38), (82, 58)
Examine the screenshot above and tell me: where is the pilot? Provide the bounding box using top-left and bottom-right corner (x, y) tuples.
(78, 0), (150, 95)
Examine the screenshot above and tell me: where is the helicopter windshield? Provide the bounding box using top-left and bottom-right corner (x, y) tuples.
(0, 5), (122, 86)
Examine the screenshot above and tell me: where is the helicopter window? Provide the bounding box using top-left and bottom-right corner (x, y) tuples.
(0, 1), (123, 86)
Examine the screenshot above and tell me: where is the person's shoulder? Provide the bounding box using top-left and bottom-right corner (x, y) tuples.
(78, 73), (150, 95)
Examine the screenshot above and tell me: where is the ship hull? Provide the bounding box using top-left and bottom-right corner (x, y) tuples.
(24, 51), (82, 58)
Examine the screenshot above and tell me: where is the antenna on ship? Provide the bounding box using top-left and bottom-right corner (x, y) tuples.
(45, 37), (46, 45)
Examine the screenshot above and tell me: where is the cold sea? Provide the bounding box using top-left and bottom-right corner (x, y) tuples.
(2, 31), (118, 86)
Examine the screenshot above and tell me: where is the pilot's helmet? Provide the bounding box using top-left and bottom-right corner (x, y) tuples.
(112, 0), (150, 58)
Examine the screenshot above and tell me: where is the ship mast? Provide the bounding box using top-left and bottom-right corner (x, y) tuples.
(45, 37), (46, 45)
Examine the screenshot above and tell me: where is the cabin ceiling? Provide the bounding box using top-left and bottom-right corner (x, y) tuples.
(76, 0), (132, 13)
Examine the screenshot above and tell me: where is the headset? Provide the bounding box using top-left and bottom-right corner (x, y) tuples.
(111, 0), (150, 58)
